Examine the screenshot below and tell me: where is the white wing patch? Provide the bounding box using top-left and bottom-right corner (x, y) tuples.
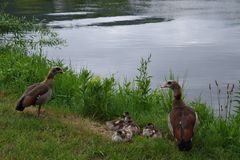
(168, 114), (173, 136)
(193, 112), (199, 133)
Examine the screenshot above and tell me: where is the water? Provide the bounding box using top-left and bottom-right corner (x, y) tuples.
(4, 0), (240, 110)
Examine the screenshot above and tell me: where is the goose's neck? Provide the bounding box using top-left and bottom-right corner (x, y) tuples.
(172, 88), (185, 107)
(43, 73), (55, 88)
(173, 88), (182, 100)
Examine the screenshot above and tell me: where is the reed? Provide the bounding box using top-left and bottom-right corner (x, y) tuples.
(229, 84), (234, 117)
(214, 80), (222, 117)
(209, 81), (235, 119)
(209, 83), (213, 107)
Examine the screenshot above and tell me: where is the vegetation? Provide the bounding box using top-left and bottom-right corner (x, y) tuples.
(208, 81), (235, 119)
(0, 4), (64, 53)
(0, 11), (240, 160)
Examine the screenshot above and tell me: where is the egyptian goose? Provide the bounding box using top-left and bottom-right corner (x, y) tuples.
(16, 67), (63, 116)
(162, 80), (198, 151)
(112, 129), (133, 142)
(106, 112), (131, 131)
(142, 123), (163, 138)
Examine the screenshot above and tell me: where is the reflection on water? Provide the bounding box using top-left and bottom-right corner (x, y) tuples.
(4, 0), (240, 110)
(48, 16), (171, 28)
(46, 11), (94, 16)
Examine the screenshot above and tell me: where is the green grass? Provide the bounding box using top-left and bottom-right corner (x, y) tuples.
(0, 95), (105, 160)
(1, 94), (239, 160)
(0, 11), (240, 160)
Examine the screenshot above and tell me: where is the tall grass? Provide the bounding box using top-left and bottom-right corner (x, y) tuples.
(208, 81), (235, 119)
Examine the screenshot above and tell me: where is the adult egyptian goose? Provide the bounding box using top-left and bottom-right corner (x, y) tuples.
(162, 80), (198, 151)
(16, 67), (63, 116)
(142, 123), (163, 138)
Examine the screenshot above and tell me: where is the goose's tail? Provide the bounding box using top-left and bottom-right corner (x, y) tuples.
(178, 121), (192, 151)
(178, 139), (192, 151)
(16, 97), (25, 111)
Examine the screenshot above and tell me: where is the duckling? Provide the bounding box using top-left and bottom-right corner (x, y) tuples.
(106, 119), (125, 131)
(112, 128), (133, 142)
(16, 67), (63, 116)
(162, 80), (199, 151)
(123, 120), (141, 135)
(142, 123), (162, 138)
(106, 112), (131, 131)
(122, 112), (131, 121)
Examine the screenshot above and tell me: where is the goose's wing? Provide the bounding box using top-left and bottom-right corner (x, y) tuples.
(169, 106), (197, 141)
(26, 83), (49, 98)
(193, 112), (199, 133)
(179, 106), (198, 141)
(17, 83), (49, 108)
(22, 83), (39, 95)
(168, 114), (174, 136)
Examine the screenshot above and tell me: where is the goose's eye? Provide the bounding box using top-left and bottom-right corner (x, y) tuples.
(167, 81), (172, 85)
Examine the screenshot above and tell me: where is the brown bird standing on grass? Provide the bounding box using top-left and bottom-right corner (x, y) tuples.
(16, 67), (63, 116)
(162, 80), (199, 151)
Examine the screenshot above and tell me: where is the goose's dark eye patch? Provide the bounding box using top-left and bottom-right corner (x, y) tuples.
(167, 81), (172, 85)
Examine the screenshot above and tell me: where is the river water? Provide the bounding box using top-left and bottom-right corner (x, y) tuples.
(4, 0), (240, 110)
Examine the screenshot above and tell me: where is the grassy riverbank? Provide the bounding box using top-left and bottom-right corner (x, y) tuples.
(1, 91), (240, 160)
(0, 11), (240, 159)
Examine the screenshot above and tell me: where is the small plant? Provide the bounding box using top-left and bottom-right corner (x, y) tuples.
(135, 54), (152, 109)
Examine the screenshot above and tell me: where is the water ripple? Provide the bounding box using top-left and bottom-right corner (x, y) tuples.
(48, 16), (172, 28)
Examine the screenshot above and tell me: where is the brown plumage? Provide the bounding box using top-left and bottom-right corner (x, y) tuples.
(162, 80), (198, 151)
(16, 67), (63, 116)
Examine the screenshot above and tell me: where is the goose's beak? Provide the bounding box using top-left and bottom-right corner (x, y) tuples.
(58, 68), (64, 74)
(160, 83), (168, 88)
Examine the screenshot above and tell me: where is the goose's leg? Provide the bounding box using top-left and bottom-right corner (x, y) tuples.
(38, 105), (42, 117)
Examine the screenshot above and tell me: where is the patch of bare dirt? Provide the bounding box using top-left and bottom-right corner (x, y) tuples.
(62, 115), (113, 139)
(24, 107), (113, 139)
(0, 91), (6, 98)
